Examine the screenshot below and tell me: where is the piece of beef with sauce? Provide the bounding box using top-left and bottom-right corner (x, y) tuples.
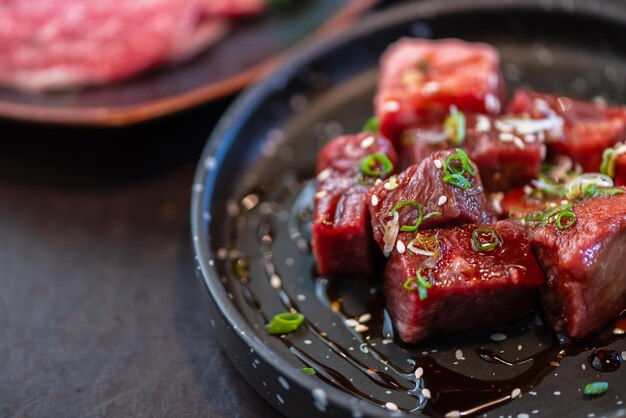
(532, 191), (626, 339)
(385, 220), (545, 344)
(401, 113), (549, 191)
(507, 90), (626, 172)
(375, 38), (506, 144)
(312, 132), (398, 277)
(368, 149), (494, 254)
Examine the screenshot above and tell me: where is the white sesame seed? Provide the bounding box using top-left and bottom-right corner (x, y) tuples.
(445, 410), (461, 418)
(383, 175), (398, 190)
(422, 81), (441, 95)
(582, 364), (586, 370)
(304, 339), (312, 345)
(518, 345), (523, 351)
(382, 338), (393, 345)
(511, 388), (522, 399)
(553, 391), (561, 396)
(422, 388), (431, 399)
(513, 137), (526, 150)
(385, 402), (399, 412)
(371, 195), (379, 207)
(355, 324), (369, 333)
(476, 115), (492, 132)
(438, 195), (448, 206)
(499, 132), (516, 142)
(315, 191), (328, 199)
(270, 274), (282, 288)
(396, 240), (406, 254)
(360, 136), (375, 149)
(317, 168), (331, 181)
(434, 159), (443, 169)
(345, 319), (359, 327)
(383, 101), (400, 112)
(414, 367), (424, 379)
(455, 349), (465, 360)
(485, 93), (501, 114)
(358, 313), (371, 323)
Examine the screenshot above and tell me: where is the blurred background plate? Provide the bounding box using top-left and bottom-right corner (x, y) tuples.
(192, 0), (626, 417)
(0, 0), (376, 127)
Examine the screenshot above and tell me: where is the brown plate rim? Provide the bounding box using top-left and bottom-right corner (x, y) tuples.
(0, 0), (377, 127)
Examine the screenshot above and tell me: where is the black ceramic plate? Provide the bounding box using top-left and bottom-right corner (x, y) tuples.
(0, 0), (374, 126)
(191, 1), (626, 417)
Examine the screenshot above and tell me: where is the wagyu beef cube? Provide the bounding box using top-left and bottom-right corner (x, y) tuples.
(312, 133), (398, 277)
(375, 38), (505, 143)
(495, 187), (548, 219)
(532, 191), (626, 339)
(368, 149), (494, 254)
(385, 220), (545, 344)
(507, 90), (626, 172)
(401, 114), (548, 191)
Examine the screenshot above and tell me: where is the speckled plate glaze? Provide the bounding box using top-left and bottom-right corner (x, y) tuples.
(191, 1), (626, 417)
(0, 0), (375, 126)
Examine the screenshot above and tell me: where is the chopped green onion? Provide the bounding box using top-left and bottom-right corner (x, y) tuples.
(442, 148), (476, 189)
(471, 227), (501, 252)
(584, 381), (608, 396)
(390, 201), (424, 232)
(443, 173), (471, 189)
(359, 153), (393, 178)
(266, 312), (305, 335)
(525, 210), (545, 222)
(600, 147), (617, 178)
(301, 367), (316, 375)
(363, 116), (380, 133)
(556, 211), (576, 230)
(540, 203), (572, 226)
(403, 269), (433, 300)
(444, 111), (466, 145)
(583, 184), (623, 198)
(423, 211), (442, 221)
(444, 153), (465, 175)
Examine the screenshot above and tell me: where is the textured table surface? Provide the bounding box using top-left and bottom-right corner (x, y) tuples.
(0, 99), (280, 417)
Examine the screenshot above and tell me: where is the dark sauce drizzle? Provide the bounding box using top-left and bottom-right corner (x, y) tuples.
(225, 176), (625, 417)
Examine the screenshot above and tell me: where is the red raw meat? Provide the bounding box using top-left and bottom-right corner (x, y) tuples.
(401, 113), (549, 191)
(507, 90), (626, 172)
(385, 220), (545, 344)
(616, 152), (626, 186)
(532, 192), (626, 338)
(312, 133), (398, 277)
(0, 0), (265, 91)
(496, 187), (548, 219)
(368, 150), (494, 253)
(375, 38), (505, 144)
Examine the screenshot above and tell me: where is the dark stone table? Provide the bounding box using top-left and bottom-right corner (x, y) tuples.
(0, 99), (280, 417)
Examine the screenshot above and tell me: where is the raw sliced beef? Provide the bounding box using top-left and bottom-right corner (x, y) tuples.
(532, 192), (626, 338)
(368, 149), (494, 253)
(385, 220), (545, 344)
(312, 133), (398, 277)
(401, 113), (550, 191)
(507, 90), (626, 172)
(375, 38), (505, 144)
(0, 0), (265, 91)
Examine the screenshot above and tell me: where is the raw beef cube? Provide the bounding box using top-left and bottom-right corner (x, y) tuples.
(532, 191), (626, 338)
(375, 38), (505, 143)
(368, 149), (494, 254)
(385, 220), (545, 344)
(616, 153), (626, 187)
(312, 133), (398, 277)
(401, 113), (549, 191)
(507, 90), (626, 172)
(495, 187), (548, 219)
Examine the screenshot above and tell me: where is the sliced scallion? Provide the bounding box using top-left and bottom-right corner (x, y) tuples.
(363, 116), (380, 133)
(444, 111), (466, 145)
(390, 200), (424, 232)
(471, 227), (501, 252)
(266, 312), (305, 335)
(359, 153), (393, 178)
(556, 211), (576, 230)
(584, 381), (608, 396)
(443, 173), (471, 190)
(301, 367), (316, 375)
